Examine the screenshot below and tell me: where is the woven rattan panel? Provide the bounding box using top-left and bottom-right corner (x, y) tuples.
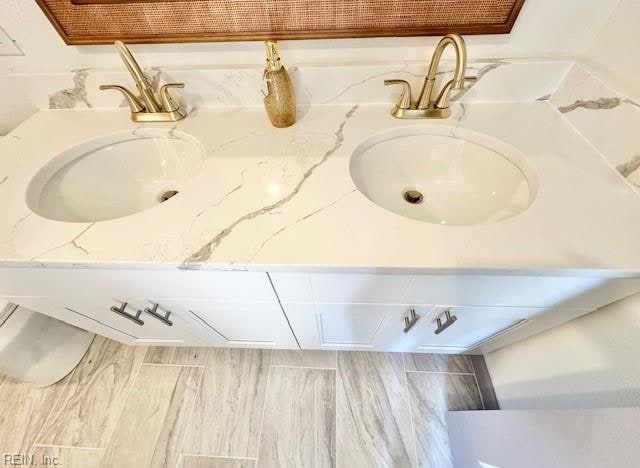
(37, 0), (525, 44)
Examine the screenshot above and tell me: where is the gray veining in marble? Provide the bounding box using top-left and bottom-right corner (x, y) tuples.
(404, 353), (474, 374)
(336, 352), (415, 468)
(407, 373), (483, 468)
(617, 153), (640, 179)
(246, 189), (357, 264)
(9, 213), (31, 232)
(182, 105), (358, 267)
(558, 96), (640, 113)
(30, 223), (94, 260)
(450, 59), (509, 102)
(188, 158), (268, 233)
(536, 94), (552, 101)
(49, 69), (92, 110)
(321, 64), (414, 105)
(258, 366), (336, 467)
(0, 176), (7, 186)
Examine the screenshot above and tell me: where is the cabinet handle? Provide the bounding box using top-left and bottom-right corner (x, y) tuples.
(434, 309), (457, 335)
(144, 303), (173, 327)
(403, 308), (421, 333)
(110, 302), (144, 326)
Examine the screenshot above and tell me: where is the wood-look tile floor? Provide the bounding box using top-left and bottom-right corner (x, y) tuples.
(0, 336), (487, 468)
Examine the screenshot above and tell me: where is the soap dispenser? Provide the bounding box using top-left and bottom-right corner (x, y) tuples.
(262, 41), (296, 128)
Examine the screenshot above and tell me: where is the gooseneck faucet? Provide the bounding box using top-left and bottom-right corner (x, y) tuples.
(384, 33), (476, 119)
(100, 40), (186, 122)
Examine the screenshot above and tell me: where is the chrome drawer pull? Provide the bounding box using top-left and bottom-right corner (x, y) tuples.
(403, 308), (421, 333)
(434, 310), (457, 335)
(144, 303), (173, 327)
(110, 302), (144, 326)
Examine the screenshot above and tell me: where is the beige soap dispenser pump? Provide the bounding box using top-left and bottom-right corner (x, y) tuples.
(262, 41), (296, 128)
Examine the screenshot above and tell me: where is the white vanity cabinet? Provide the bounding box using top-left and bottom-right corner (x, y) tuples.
(10, 296), (206, 345)
(270, 272), (640, 354)
(281, 303), (434, 351)
(149, 299), (299, 348)
(2, 268), (640, 352)
(401, 306), (543, 353)
(0, 268), (298, 348)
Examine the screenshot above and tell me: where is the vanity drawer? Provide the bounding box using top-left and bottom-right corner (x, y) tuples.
(153, 299), (299, 349)
(400, 305), (539, 353)
(0, 268), (277, 302)
(270, 272), (640, 308)
(281, 302), (432, 351)
(8, 296), (207, 346)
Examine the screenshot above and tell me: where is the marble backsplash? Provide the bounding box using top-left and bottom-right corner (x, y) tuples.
(7, 57), (639, 197)
(551, 63), (640, 190)
(10, 59), (569, 112)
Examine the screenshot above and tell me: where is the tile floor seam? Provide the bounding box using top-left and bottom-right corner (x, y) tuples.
(405, 370), (477, 376)
(181, 453), (259, 461)
(334, 359), (338, 468)
(469, 356), (486, 410)
(174, 364), (207, 468)
(403, 354), (420, 468)
(179, 351), (209, 459)
(98, 346), (148, 451)
(31, 444), (106, 451)
(254, 349), (273, 464)
(269, 364), (338, 370)
(140, 362), (206, 368)
(31, 366), (74, 449)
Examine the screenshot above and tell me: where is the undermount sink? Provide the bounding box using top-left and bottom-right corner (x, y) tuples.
(350, 126), (538, 225)
(26, 128), (205, 223)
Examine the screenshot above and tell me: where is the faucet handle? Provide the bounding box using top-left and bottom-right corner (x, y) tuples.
(384, 79), (412, 109)
(453, 75), (478, 90)
(99, 85), (144, 113)
(159, 83), (184, 112)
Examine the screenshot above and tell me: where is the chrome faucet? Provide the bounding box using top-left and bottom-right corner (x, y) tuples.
(100, 41), (186, 122)
(384, 34), (476, 119)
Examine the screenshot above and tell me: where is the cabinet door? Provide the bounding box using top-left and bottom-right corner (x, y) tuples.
(10, 296), (206, 346)
(401, 306), (539, 353)
(154, 299), (299, 349)
(282, 303), (434, 351)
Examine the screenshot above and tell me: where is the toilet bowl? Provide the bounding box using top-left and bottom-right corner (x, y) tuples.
(0, 302), (95, 387)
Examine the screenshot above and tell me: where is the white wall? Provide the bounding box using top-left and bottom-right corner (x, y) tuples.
(447, 408), (640, 468)
(484, 0), (640, 410)
(585, 0), (640, 101)
(0, 0), (619, 69)
(0, 0), (619, 134)
(485, 293), (640, 409)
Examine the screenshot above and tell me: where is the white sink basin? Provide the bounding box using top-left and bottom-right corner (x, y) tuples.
(26, 129), (205, 223)
(350, 126), (538, 225)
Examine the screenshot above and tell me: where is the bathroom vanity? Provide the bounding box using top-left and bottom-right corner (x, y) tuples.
(2, 95), (640, 355)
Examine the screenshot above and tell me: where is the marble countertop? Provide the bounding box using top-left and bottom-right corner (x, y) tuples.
(1, 102), (640, 276)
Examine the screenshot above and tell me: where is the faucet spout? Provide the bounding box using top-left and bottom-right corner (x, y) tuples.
(114, 40), (162, 112)
(100, 40), (186, 122)
(417, 34), (468, 110)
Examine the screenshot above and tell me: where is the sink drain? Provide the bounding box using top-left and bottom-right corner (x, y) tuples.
(160, 190), (179, 202)
(403, 190), (423, 205)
